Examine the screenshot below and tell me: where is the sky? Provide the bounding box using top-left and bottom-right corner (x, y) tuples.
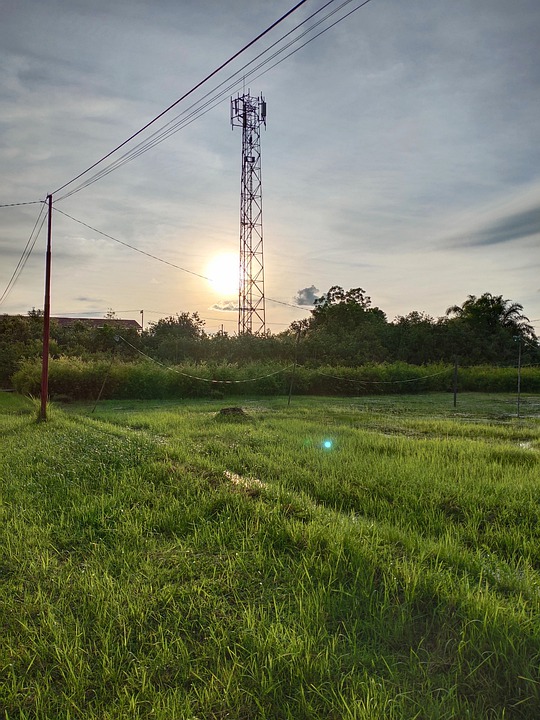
(1, 0), (539, 336)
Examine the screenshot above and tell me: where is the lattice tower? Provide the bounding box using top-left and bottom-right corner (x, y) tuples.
(231, 91), (266, 335)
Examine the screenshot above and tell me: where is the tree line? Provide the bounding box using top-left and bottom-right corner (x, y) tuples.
(1, 288), (538, 387)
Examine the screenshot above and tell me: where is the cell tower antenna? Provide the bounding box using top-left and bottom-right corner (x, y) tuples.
(231, 90), (266, 335)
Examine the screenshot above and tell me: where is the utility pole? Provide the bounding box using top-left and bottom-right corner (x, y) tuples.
(39, 194), (53, 421)
(231, 91), (266, 335)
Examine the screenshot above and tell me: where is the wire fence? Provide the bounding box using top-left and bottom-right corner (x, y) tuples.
(118, 334), (295, 385)
(115, 335), (459, 388)
(315, 368), (451, 385)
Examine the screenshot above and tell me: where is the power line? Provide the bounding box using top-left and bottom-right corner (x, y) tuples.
(56, 0), (326, 199)
(0, 200), (43, 208)
(0, 203), (48, 307)
(51, 1), (373, 316)
(53, 207), (210, 281)
(54, 309), (290, 327)
(119, 310), (288, 325)
(52, 0), (311, 198)
(56, 0), (367, 201)
(266, 296), (305, 310)
(54, 208), (305, 312)
(250, 0), (375, 84)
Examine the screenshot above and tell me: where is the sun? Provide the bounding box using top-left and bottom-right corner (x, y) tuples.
(206, 253), (239, 296)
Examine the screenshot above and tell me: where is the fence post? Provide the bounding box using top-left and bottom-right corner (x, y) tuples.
(453, 356), (458, 408)
(516, 337), (522, 418)
(287, 329), (301, 407)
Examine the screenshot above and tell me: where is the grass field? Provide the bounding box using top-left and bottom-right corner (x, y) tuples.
(1, 391), (539, 719)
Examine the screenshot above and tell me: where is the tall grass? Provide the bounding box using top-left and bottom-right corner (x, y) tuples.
(1, 393), (539, 718)
(12, 356), (540, 400)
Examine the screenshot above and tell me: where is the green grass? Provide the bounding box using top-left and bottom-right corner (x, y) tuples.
(1, 392), (539, 718)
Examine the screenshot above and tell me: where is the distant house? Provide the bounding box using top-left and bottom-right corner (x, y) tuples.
(52, 317), (142, 331)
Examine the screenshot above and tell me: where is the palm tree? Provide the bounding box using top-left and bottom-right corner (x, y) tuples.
(446, 293), (536, 341)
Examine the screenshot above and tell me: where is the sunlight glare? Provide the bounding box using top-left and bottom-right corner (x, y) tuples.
(206, 253), (239, 295)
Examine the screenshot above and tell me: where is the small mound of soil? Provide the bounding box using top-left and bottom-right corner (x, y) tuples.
(218, 406), (247, 417)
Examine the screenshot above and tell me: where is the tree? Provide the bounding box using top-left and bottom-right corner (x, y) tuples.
(391, 311), (439, 364)
(446, 293), (535, 339)
(297, 286), (389, 364)
(445, 293), (537, 363)
(313, 286), (372, 314)
(148, 313), (205, 340)
(0, 312), (50, 387)
(287, 318), (310, 338)
(311, 287), (377, 331)
(145, 313), (206, 363)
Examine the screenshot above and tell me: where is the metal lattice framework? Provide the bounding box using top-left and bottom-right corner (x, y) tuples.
(231, 92), (266, 335)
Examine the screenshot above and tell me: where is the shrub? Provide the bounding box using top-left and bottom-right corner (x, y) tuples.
(11, 357), (539, 400)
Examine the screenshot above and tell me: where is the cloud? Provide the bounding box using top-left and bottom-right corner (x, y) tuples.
(464, 205), (540, 247)
(210, 300), (238, 312)
(293, 285), (320, 306)
(439, 182), (540, 252)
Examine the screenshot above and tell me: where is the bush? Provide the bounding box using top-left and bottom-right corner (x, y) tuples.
(458, 365), (540, 393)
(11, 358), (539, 400)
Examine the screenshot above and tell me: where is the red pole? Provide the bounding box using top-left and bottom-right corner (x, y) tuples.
(39, 194), (53, 421)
